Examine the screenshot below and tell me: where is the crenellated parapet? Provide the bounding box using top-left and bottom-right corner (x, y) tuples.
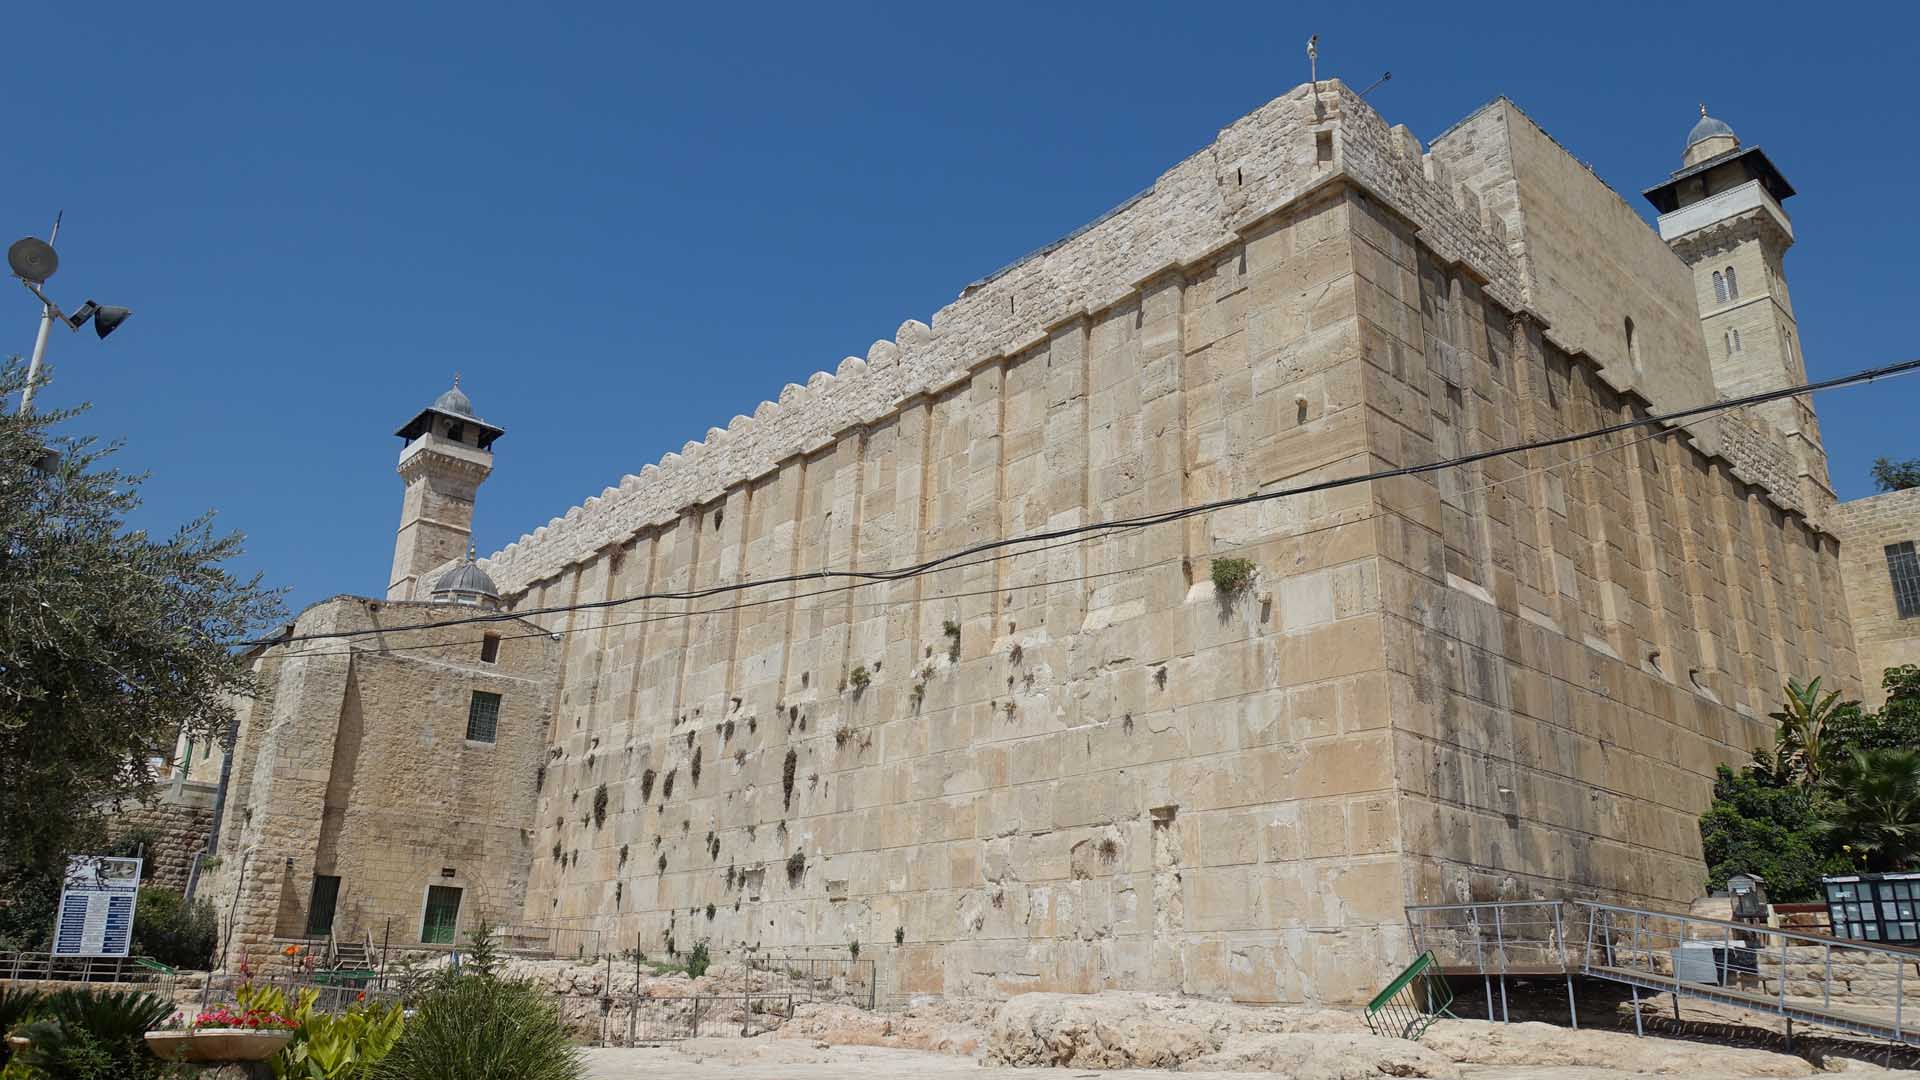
(470, 81), (1545, 599)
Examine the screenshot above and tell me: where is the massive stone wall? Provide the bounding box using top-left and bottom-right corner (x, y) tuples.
(482, 81), (1857, 1004)
(1836, 488), (1920, 709)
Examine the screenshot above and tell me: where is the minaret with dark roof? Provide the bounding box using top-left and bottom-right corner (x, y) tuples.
(1643, 105), (1833, 513)
(387, 375), (506, 601)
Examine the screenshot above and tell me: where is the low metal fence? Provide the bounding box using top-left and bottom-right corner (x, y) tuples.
(745, 954), (876, 1010)
(495, 923), (606, 960)
(0, 952), (171, 985)
(624, 993), (794, 1042)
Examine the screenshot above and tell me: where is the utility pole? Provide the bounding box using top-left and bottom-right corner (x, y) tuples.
(20, 212), (60, 413)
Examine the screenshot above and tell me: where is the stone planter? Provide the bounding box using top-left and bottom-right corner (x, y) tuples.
(144, 1028), (293, 1063)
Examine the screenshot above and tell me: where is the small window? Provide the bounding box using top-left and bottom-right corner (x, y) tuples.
(1712, 271), (1727, 304)
(466, 691), (501, 742)
(445, 421), (465, 442)
(1889, 542), (1920, 620)
(480, 633), (500, 664)
(1725, 266), (1739, 300)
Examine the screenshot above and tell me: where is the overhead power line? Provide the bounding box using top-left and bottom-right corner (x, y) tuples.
(242, 356), (1920, 650)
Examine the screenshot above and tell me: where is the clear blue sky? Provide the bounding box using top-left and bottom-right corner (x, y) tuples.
(8, 1), (1916, 617)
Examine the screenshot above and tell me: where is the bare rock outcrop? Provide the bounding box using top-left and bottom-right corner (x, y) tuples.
(1420, 1019), (1821, 1077)
(1179, 1032), (1461, 1077)
(984, 991), (1367, 1069)
(774, 1000), (990, 1055)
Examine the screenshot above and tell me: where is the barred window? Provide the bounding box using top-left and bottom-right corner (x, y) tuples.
(466, 691), (502, 742)
(1889, 542), (1920, 620)
(1725, 266), (1739, 300)
(1713, 271), (1727, 303)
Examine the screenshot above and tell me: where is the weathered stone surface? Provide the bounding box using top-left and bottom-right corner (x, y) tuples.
(1180, 1032), (1461, 1077)
(1421, 1019), (1818, 1076)
(984, 991), (1366, 1068)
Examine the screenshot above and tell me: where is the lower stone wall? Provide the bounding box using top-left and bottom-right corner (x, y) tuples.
(111, 788), (216, 891)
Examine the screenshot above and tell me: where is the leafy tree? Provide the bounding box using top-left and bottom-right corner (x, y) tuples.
(1815, 749), (1920, 873)
(1702, 670), (1920, 899)
(1872, 456), (1920, 493)
(1699, 759), (1853, 902)
(0, 360), (282, 948)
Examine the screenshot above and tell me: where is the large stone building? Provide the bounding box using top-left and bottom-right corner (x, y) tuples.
(203, 80), (1912, 1002)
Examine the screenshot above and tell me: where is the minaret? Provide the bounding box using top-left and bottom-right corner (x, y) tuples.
(1643, 105), (1833, 513)
(388, 376), (505, 601)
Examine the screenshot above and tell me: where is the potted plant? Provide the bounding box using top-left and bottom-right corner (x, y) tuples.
(145, 1002), (298, 1062)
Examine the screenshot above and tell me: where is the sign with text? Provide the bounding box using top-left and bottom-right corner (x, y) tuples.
(52, 855), (142, 957)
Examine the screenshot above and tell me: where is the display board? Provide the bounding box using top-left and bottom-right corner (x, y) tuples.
(51, 854), (143, 957)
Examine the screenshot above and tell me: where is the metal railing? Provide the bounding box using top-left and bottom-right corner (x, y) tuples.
(1407, 899), (1580, 1026)
(0, 952), (171, 985)
(624, 993), (794, 1042)
(1579, 900), (1920, 1047)
(495, 923), (606, 960)
(745, 954), (876, 1010)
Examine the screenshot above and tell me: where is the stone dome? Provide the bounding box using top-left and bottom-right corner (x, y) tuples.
(432, 379), (476, 418)
(1686, 107), (1736, 150)
(430, 552), (500, 607)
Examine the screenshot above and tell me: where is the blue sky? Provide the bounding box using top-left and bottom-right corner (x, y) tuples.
(8, 1), (1915, 617)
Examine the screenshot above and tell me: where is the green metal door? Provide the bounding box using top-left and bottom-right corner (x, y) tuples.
(421, 885), (462, 944)
(306, 875), (341, 937)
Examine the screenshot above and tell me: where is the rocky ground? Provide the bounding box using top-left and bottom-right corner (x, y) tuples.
(576, 990), (1917, 1078)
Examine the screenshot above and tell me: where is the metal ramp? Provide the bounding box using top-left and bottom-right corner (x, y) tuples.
(1409, 898), (1920, 1050)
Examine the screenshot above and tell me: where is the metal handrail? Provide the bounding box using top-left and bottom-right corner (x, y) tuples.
(1407, 899), (1568, 913)
(1578, 900), (1920, 959)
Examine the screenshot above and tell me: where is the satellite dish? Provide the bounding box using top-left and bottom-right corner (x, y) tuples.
(7, 237), (59, 284)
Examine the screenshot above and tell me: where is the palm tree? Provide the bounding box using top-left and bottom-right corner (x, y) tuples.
(1771, 677), (1852, 787)
(1816, 749), (1920, 873)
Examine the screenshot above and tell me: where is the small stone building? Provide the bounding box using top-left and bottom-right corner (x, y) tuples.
(201, 82), (1912, 999)
(1836, 488), (1920, 709)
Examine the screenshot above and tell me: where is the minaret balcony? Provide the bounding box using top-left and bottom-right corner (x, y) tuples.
(1657, 179), (1792, 243)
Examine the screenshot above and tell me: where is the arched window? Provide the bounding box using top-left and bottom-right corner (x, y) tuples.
(1725, 266), (1739, 300)
(1725, 329), (1742, 355)
(1712, 271), (1727, 303)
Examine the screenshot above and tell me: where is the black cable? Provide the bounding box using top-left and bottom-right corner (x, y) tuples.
(239, 357), (1920, 648)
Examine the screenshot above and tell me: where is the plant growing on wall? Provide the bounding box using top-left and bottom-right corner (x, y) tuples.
(895, 926), (905, 945)
(848, 665), (870, 695)
(592, 785), (609, 829)
(657, 853), (668, 876)
(782, 749), (798, 809)
(785, 850), (806, 886)
(1209, 556), (1256, 597)
(662, 768), (677, 800)
(943, 619), (961, 661)
(690, 746), (703, 787)
(618, 844), (629, 868)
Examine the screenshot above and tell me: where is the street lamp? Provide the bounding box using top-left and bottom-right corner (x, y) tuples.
(8, 219), (133, 413)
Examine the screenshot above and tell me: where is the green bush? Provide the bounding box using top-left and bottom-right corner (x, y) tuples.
(131, 887), (216, 970)
(14, 988), (177, 1080)
(1, 986), (45, 1069)
(370, 977), (580, 1080)
(1700, 760), (1852, 901)
(685, 940), (711, 979)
